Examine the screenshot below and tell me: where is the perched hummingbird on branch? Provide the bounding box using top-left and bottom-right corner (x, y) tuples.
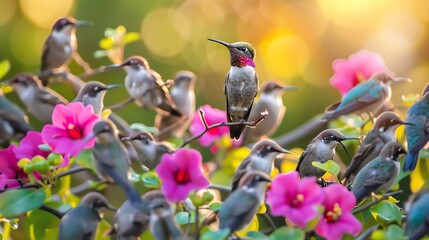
(106, 56), (181, 116)
(155, 70), (196, 141)
(403, 83), (429, 172)
(149, 197), (185, 240)
(341, 111), (413, 187)
(405, 182), (429, 240)
(231, 139), (290, 192)
(208, 38), (258, 140)
(219, 171), (271, 233)
(322, 73), (411, 122)
(242, 81), (298, 144)
(58, 192), (116, 240)
(73, 81), (121, 115)
(296, 129), (359, 179)
(40, 17), (92, 85)
(5, 73), (68, 123)
(351, 141), (406, 203)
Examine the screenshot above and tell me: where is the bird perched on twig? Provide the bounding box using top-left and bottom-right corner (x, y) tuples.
(208, 38), (258, 140)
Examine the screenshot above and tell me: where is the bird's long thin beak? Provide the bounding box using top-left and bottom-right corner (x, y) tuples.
(106, 204), (117, 212)
(277, 148), (293, 154)
(401, 121), (415, 126)
(106, 84), (122, 90)
(121, 136), (133, 141)
(104, 64), (123, 70)
(342, 137), (360, 141)
(282, 85), (299, 91)
(75, 20), (93, 26)
(393, 77), (412, 83)
(338, 141), (352, 160)
(83, 132), (96, 144)
(208, 38), (232, 48)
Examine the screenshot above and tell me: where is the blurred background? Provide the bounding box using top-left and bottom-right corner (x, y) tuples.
(0, 0), (428, 145)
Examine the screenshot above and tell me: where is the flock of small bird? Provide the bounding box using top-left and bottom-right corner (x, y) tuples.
(0, 16), (428, 240)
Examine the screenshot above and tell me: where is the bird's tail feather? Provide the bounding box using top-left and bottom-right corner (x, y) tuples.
(403, 152), (419, 172)
(228, 125), (245, 140)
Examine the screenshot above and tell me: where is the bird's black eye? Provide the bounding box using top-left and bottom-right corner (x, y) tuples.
(238, 47), (247, 52)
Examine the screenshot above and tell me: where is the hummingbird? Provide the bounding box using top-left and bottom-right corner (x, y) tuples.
(322, 73), (411, 122)
(110, 190), (165, 240)
(296, 129), (359, 180)
(219, 171), (271, 233)
(405, 182), (429, 240)
(88, 120), (147, 212)
(154, 70), (196, 141)
(341, 111), (413, 186)
(106, 56), (181, 116)
(58, 192), (116, 240)
(242, 81), (298, 144)
(403, 83), (429, 172)
(0, 88), (32, 146)
(149, 197), (185, 240)
(122, 131), (174, 170)
(5, 73), (68, 123)
(208, 38), (258, 140)
(231, 139), (290, 192)
(351, 141), (406, 203)
(73, 81), (121, 115)
(40, 17), (92, 85)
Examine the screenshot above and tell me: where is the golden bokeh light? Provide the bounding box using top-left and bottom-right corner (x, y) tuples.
(0, 0), (16, 26)
(20, 0), (74, 29)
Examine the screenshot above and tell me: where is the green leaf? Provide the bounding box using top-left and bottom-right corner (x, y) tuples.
(0, 59), (10, 79)
(370, 200), (402, 225)
(74, 149), (96, 173)
(385, 224), (406, 240)
(175, 211), (194, 225)
(130, 123), (159, 134)
(312, 160), (340, 176)
(200, 229), (230, 240)
(269, 227), (305, 240)
(208, 202), (222, 212)
(247, 231), (268, 240)
(0, 189), (46, 218)
(141, 171), (161, 188)
(25, 205), (61, 240)
(123, 32), (140, 45)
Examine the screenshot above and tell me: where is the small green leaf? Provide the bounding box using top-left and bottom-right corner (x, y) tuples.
(123, 32), (140, 45)
(130, 123), (159, 134)
(74, 149), (96, 173)
(175, 211), (194, 225)
(0, 59), (10, 79)
(370, 200), (402, 225)
(312, 160), (340, 176)
(201, 229), (230, 240)
(0, 189), (46, 218)
(247, 231), (268, 240)
(269, 227), (305, 240)
(208, 202), (222, 212)
(141, 171), (161, 188)
(385, 224), (406, 240)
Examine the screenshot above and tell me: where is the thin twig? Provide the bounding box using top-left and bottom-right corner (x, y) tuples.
(40, 204), (64, 219)
(179, 112), (268, 148)
(351, 190), (403, 215)
(356, 224), (379, 240)
(199, 109), (208, 129)
(106, 97), (135, 110)
(76, 65), (112, 79)
(261, 212), (277, 234)
(195, 208), (200, 240)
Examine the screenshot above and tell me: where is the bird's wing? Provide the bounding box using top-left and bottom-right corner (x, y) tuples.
(363, 162), (395, 188)
(408, 115), (429, 154)
(341, 136), (378, 181)
(218, 191), (260, 231)
(40, 37), (52, 71)
(38, 88), (68, 106)
(295, 150), (308, 173)
(231, 158), (251, 191)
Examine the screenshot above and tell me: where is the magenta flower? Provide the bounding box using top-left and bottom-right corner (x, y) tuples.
(41, 102), (100, 157)
(266, 171), (323, 228)
(0, 145), (28, 190)
(315, 184), (362, 240)
(189, 105), (229, 146)
(155, 148), (210, 202)
(330, 50), (391, 95)
(14, 131), (69, 168)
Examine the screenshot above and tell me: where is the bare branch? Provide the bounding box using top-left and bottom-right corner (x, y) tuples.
(351, 190), (403, 215)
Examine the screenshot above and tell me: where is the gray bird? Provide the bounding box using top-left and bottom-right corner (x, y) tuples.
(219, 171), (271, 233)
(0, 88), (32, 146)
(111, 190), (165, 240)
(341, 111), (413, 187)
(351, 142), (406, 203)
(122, 131), (174, 170)
(6, 73), (68, 123)
(88, 120), (147, 211)
(405, 182), (429, 240)
(40, 17), (91, 85)
(149, 197), (185, 240)
(58, 192), (116, 240)
(231, 139), (290, 192)
(322, 73), (411, 122)
(155, 70), (196, 141)
(296, 129), (359, 179)
(242, 81), (298, 144)
(107, 56), (181, 116)
(208, 38), (258, 140)
(73, 81), (121, 114)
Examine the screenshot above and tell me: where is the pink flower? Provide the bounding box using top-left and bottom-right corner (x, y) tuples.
(155, 148), (210, 202)
(315, 184), (362, 240)
(41, 102), (100, 157)
(0, 145), (28, 190)
(189, 105), (229, 146)
(330, 50), (391, 95)
(14, 131), (69, 168)
(266, 171), (323, 228)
